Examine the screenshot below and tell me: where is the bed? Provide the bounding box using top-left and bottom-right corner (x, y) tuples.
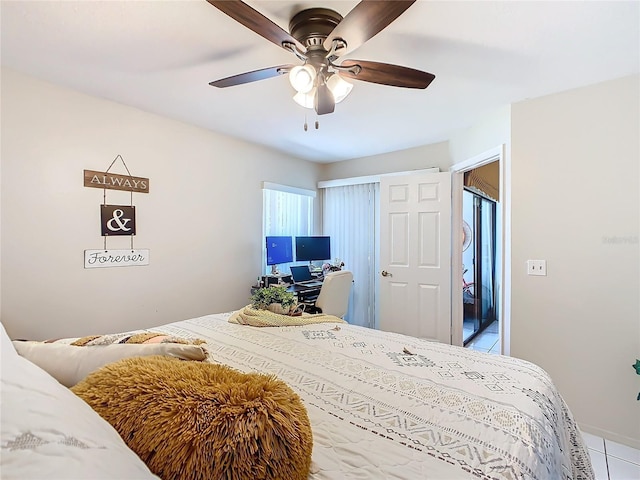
(146, 311), (594, 480)
(2, 311), (594, 479)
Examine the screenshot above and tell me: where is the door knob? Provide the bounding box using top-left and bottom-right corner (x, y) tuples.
(381, 270), (392, 277)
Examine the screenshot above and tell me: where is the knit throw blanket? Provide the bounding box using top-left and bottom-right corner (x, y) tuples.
(229, 305), (346, 327)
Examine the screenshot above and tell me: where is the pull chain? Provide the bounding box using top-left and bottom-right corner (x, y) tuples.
(302, 114), (320, 131)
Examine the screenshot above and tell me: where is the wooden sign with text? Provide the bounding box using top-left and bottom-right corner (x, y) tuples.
(84, 170), (149, 193)
(84, 249), (150, 269)
(101, 205), (136, 236)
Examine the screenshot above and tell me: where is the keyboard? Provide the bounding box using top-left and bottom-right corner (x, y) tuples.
(296, 280), (323, 287)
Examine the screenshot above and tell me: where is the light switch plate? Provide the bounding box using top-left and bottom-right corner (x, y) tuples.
(527, 260), (547, 276)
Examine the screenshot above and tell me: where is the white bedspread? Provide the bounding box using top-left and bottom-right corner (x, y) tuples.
(152, 312), (593, 480)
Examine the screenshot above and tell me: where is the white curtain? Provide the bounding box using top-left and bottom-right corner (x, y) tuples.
(263, 187), (313, 275)
(322, 183), (379, 328)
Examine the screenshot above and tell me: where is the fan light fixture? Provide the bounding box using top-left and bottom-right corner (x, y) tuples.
(208, 3), (436, 118)
(290, 69), (353, 110)
(293, 87), (317, 108)
(289, 65), (316, 93)
(326, 73), (353, 103)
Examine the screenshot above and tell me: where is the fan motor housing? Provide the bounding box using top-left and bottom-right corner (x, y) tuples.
(289, 8), (343, 49)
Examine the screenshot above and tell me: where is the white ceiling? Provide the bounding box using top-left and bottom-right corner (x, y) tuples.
(1, 1), (638, 163)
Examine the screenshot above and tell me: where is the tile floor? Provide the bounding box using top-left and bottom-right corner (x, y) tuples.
(464, 320), (500, 355)
(583, 432), (640, 479)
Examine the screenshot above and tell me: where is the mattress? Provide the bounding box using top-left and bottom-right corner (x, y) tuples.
(151, 312), (593, 480)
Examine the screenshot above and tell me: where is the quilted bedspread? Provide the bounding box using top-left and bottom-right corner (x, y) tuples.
(153, 312), (594, 480)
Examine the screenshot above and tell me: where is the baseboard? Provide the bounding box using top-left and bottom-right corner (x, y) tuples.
(579, 422), (640, 450)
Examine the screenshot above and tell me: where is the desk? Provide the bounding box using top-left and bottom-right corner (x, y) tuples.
(287, 282), (323, 314)
(287, 282), (322, 302)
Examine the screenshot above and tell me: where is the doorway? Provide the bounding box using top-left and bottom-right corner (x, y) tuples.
(462, 187), (498, 346)
(450, 145), (508, 354)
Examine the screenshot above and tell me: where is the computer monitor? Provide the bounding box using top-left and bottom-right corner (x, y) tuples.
(266, 236), (293, 274)
(295, 236), (331, 262)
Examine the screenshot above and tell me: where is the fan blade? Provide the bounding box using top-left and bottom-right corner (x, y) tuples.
(315, 83), (335, 115)
(339, 60), (435, 89)
(323, 0), (416, 55)
(206, 0), (305, 53)
(209, 65), (294, 88)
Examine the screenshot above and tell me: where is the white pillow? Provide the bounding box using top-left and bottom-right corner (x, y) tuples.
(1, 321), (18, 360)
(12, 341), (208, 387)
(1, 340), (159, 479)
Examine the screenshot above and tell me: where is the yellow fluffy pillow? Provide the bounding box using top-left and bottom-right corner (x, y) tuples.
(72, 356), (313, 480)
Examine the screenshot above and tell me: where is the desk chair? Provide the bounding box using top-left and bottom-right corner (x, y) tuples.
(308, 270), (353, 318)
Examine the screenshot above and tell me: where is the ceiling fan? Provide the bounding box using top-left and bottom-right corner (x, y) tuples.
(206, 0), (435, 116)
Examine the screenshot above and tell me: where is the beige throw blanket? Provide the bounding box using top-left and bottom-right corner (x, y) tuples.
(229, 305), (346, 327)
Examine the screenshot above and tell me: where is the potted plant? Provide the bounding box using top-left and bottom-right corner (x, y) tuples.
(250, 285), (297, 315)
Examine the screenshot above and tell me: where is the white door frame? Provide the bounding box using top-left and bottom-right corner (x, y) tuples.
(450, 145), (511, 354)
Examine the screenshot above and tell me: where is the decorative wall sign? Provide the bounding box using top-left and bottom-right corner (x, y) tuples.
(84, 249), (149, 269)
(85, 155), (149, 267)
(84, 169), (149, 193)
(101, 205), (136, 236)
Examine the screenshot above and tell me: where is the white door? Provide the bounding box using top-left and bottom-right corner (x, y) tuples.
(379, 172), (452, 343)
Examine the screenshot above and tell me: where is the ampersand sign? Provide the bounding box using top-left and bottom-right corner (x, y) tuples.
(101, 205), (136, 236)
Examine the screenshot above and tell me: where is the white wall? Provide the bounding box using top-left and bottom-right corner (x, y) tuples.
(0, 68), (321, 340)
(319, 106), (511, 181)
(511, 75), (640, 447)
(320, 141), (451, 180)
(448, 105), (511, 165)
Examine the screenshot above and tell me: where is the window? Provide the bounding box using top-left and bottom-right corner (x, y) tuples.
(262, 182), (314, 275)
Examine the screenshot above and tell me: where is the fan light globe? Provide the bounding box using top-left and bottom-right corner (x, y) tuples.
(326, 74), (353, 103)
(293, 88), (316, 109)
(289, 65), (316, 94)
